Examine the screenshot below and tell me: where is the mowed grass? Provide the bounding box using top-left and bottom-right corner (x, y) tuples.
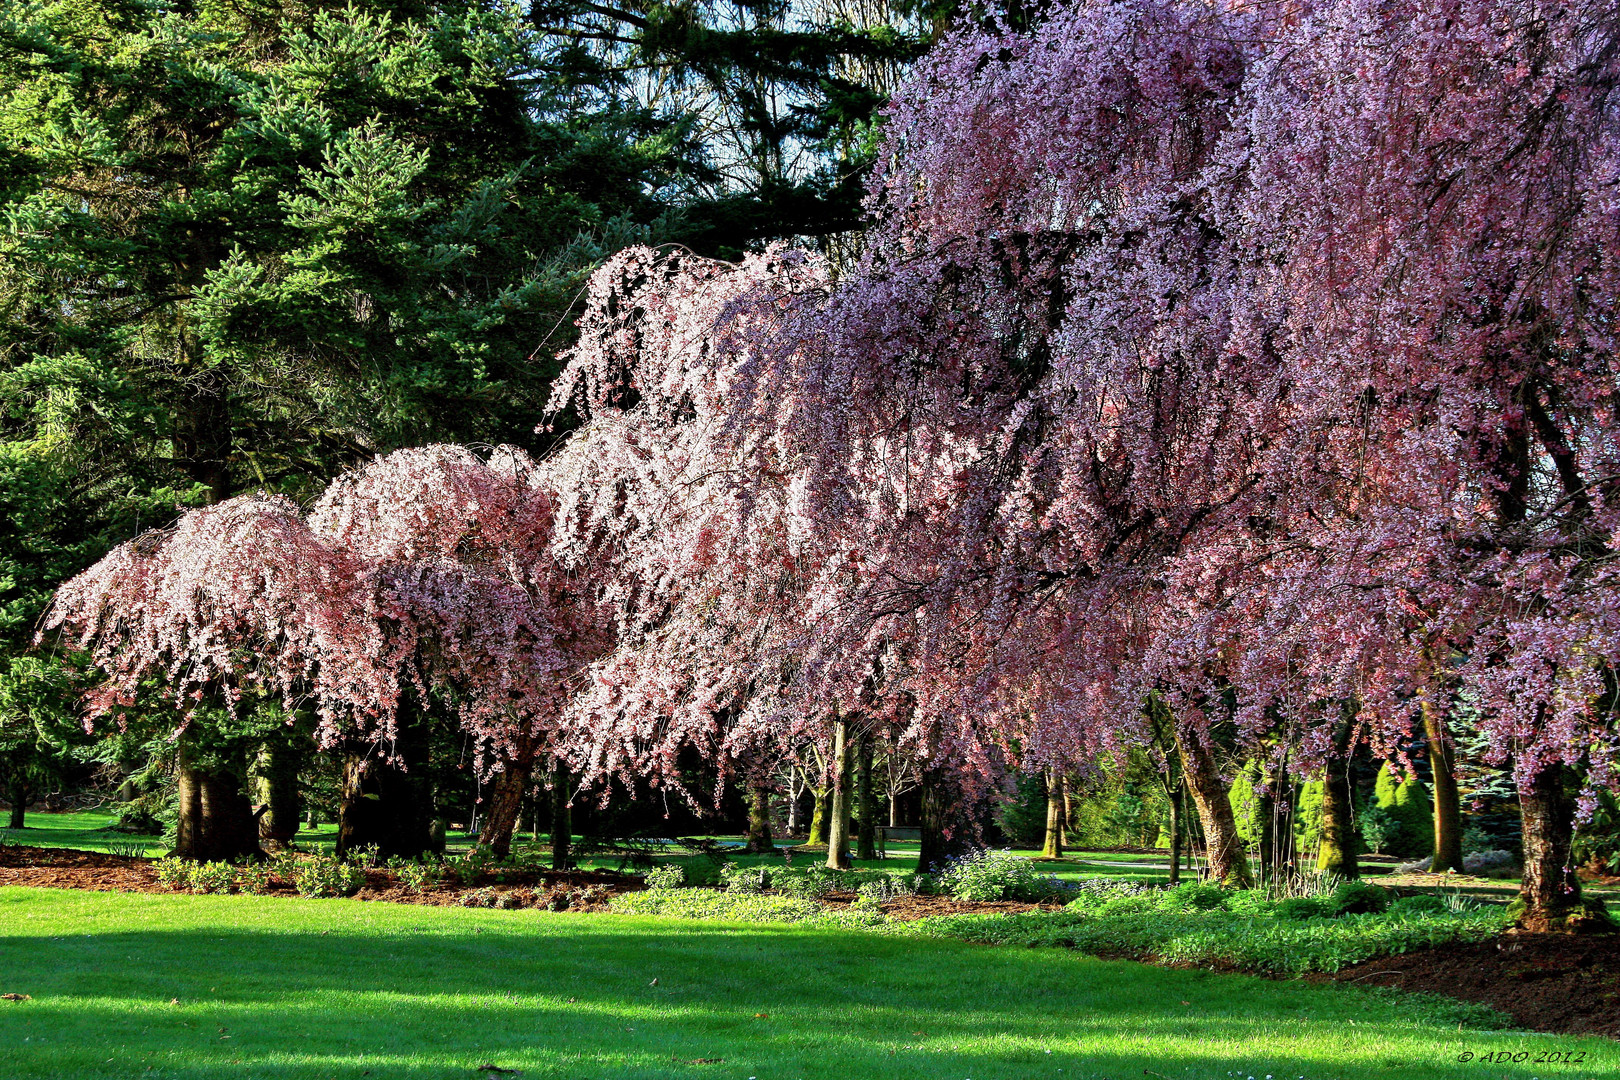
(1, 888), (1615, 1080)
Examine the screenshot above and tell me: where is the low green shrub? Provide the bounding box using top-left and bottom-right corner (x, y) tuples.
(294, 858), (364, 898)
(396, 860), (444, 893)
(1273, 896), (1332, 920)
(1062, 880), (1157, 913)
(1157, 882), (1229, 912)
(896, 904), (1509, 974)
(1331, 880), (1391, 915)
(153, 857), (191, 890)
(719, 863), (770, 893)
(234, 862), (273, 895)
(937, 850), (1071, 902)
(611, 889), (824, 922)
(856, 874), (916, 901)
(1389, 894), (1447, 915)
(1097, 892), (1160, 916)
(642, 864), (685, 890)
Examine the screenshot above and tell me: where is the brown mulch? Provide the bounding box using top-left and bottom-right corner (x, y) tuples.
(0, 843), (641, 911)
(1314, 933), (1620, 1039)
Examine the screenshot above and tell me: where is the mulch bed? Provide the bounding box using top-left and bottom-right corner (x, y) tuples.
(0, 843), (641, 911)
(1315, 933), (1620, 1039)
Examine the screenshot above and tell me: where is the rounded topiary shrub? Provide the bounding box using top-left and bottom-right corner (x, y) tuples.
(1158, 881), (1230, 912)
(1373, 764), (1434, 860)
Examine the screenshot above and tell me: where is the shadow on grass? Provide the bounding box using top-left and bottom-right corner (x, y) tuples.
(0, 895), (1606, 1080)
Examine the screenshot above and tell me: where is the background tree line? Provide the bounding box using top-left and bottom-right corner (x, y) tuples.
(0, 0), (933, 853)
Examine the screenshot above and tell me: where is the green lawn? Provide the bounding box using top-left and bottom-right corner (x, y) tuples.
(0, 888), (1613, 1080)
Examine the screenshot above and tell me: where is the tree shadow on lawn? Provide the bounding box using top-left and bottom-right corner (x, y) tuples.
(0, 917), (1607, 1080)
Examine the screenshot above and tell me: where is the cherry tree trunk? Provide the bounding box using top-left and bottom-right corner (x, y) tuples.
(174, 740), (261, 862)
(479, 756), (535, 859)
(825, 717), (853, 869)
(1517, 764), (1583, 931)
(1176, 730), (1252, 888)
(337, 744), (436, 861)
(1423, 699), (1465, 874)
(550, 758), (571, 870)
(917, 770), (948, 873)
(855, 735), (877, 861)
(745, 781), (774, 853)
(1041, 770), (1064, 859)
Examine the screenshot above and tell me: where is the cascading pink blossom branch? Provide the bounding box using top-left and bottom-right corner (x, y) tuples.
(549, 0), (1620, 799)
(44, 445), (612, 774)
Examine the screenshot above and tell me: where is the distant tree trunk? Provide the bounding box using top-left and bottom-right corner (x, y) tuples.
(745, 781), (774, 853)
(173, 738), (262, 862)
(1423, 697), (1465, 874)
(1516, 763), (1583, 931)
(550, 758), (571, 870)
(1175, 728), (1253, 888)
(889, 788), (898, 827)
(1167, 784), (1182, 885)
(855, 735), (877, 861)
(1254, 766), (1277, 883)
(254, 740), (303, 848)
(825, 716), (853, 869)
(1041, 770), (1064, 859)
(785, 773), (800, 836)
(6, 776), (28, 829)
(1271, 778), (1299, 879)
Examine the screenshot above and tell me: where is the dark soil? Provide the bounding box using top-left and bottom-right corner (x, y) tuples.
(1317, 933), (1620, 1039)
(0, 843), (641, 911)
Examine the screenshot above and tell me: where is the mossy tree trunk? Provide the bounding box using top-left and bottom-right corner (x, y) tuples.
(1167, 783), (1183, 885)
(917, 769), (948, 873)
(808, 784), (830, 844)
(6, 777), (29, 829)
(479, 753), (535, 859)
(745, 780), (774, 854)
(1041, 769), (1064, 859)
(1316, 712), (1360, 879)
